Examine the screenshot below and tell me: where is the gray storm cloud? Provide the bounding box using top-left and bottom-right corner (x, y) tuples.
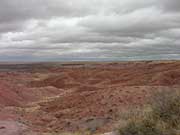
(0, 0), (180, 61)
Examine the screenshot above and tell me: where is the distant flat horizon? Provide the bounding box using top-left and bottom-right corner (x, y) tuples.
(1, 54), (180, 63)
(1, 58), (180, 64)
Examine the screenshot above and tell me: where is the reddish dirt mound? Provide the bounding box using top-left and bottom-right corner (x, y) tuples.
(31, 74), (80, 89)
(0, 80), (26, 107)
(0, 73), (62, 107)
(152, 70), (180, 85)
(0, 84), (63, 107)
(31, 61), (180, 88)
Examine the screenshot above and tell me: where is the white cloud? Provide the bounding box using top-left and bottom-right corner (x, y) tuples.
(0, 0), (180, 61)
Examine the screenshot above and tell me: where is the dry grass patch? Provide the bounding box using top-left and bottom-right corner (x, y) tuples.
(118, 89), (180, 135)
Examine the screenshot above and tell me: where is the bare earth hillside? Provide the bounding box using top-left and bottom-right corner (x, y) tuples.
(0, 61), (180, 134)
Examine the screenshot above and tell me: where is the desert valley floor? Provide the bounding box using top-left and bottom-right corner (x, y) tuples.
(0, 61), (180, 135)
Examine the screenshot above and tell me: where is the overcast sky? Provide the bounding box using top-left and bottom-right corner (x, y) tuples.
(0, 0), (180, 61)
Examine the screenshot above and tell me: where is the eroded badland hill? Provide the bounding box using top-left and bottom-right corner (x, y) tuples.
(0, 61), (180, 134)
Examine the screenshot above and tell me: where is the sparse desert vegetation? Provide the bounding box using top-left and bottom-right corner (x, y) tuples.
(118, 89), (180, 135)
